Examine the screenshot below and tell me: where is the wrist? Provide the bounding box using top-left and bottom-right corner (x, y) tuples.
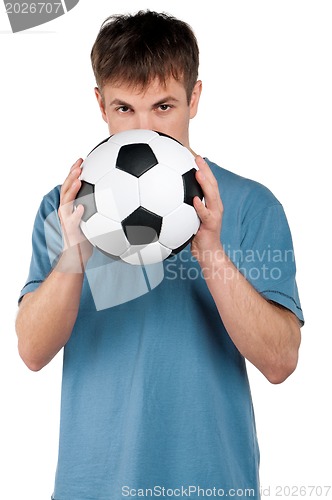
(194, 241), (225, 268)
(56, 242), (92, 274)
(195, 244), (237, 283)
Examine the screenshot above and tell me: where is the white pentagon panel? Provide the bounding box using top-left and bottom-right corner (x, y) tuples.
(95, 169), (139, 222)
(83, 213), (129, 256)
(109, 129), (159, 147)
(139, 163), (183, 216)
(120, 241), (172, 265)
(159, 204), (200, 249)
(149, 135), (197, 175)
(80, 140), (120, 184)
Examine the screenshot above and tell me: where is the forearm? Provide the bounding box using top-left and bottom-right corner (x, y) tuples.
(198, 244), (301, 383)
(16, 245), (85, 371)
(192, 157), (301, 383)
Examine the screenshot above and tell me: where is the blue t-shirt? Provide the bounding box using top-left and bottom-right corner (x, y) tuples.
(19, 160), (303, 500)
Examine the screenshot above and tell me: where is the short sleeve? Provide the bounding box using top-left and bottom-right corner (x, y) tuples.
(18, 186), (62, 302)
(237, 203), (304, 324)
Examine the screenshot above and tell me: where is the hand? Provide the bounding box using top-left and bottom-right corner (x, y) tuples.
(58, 159), (93, 270)
(191, 156), (223, 263)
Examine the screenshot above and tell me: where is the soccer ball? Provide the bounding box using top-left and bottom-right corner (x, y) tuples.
(75, 129), (204, 265)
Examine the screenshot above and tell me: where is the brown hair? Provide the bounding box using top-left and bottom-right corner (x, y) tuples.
(90, 10), (199, 103)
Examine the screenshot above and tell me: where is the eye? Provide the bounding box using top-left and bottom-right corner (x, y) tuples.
(116, 106), (131, 113)
(158, 104), (172, 111)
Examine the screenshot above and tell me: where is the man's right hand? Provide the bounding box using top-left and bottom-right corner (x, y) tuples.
(57, 159), (93, 272)
(16, 159), (93, 370)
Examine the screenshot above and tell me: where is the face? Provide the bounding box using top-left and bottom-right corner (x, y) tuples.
(95, 77), (202, 148)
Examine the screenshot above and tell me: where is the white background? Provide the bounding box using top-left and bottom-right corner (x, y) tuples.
(0, 1), (331, 499)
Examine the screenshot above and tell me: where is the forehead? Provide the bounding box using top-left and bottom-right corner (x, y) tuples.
(102, 77), (187, 103)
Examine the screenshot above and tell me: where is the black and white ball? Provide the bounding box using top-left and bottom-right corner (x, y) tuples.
(75, 129), (204, 265)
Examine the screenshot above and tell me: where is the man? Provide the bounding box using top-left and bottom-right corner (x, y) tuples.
(16, 10), (303, 500)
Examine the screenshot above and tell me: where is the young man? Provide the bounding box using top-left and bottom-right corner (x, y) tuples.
(16, 10), (304, 500)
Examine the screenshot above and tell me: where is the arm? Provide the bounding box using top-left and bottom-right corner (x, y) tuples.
(192, 156), (301, 384)
(16, 159), (92, 371)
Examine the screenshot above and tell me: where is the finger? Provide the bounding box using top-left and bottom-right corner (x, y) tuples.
(63, 159), (83, 190)
(195, 168), (222, 213)
(61, 171), (80, 199)
(195, 155), (219, 200)
(71, 203), (85, 227)
(59, 178), (81, 220)
(193, 195), (208, 222)
(63, 159), (83, 196)
(61, 202), (85, 236)
(195, 156), (218, 188)
(59, 159), (83, 220)
(61, 160), (83, 203)
(61, 204), (87, 249)
(70, 158), (83, 172)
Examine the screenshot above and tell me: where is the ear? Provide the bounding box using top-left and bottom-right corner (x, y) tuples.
(94, 87), (108, 123)
(189, 80), (202, 119)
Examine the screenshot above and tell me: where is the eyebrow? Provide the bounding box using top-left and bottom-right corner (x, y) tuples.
(109, 96), (180, 108)
(153, 96), (180, 106)
(109, 98), (132, 108)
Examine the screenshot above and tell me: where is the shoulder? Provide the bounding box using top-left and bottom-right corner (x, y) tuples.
(205, 158), (283, 221)
(37, 185), (61, 219)
(31, 186), (61, 238)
